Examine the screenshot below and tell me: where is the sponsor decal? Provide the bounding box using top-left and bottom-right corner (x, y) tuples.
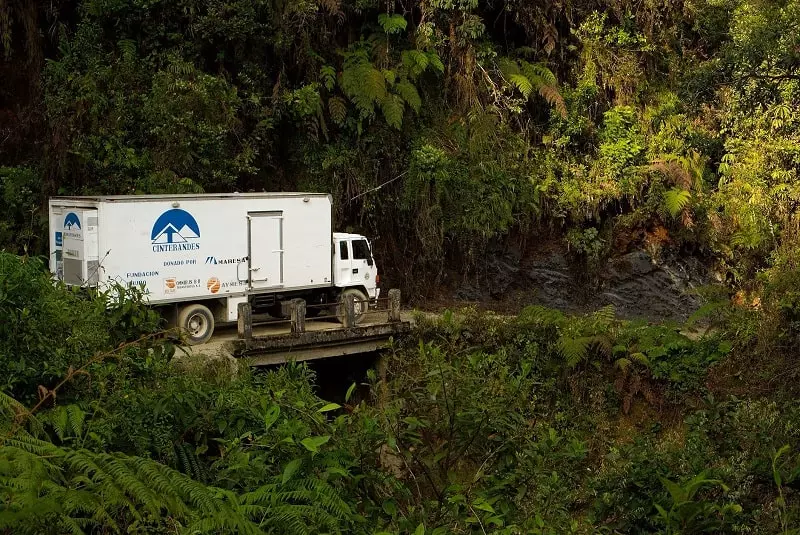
(164, 278), (177, 294)
(221, 280), (247, 289)
(63, 213), (83, 239)
(64, 212), (81, 230)
(151, 209), (200, 253)
(55, 232), (63, 247)
(162, 278), (201, 291)
(206, 256), (248, 265)
(207, 277), (221, 294)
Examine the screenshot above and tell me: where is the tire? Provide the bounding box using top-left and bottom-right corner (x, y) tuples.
(336, 288), (369, 325)
(177, 303), (215, 345)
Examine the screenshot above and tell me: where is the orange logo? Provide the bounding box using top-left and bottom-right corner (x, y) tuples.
(164, 278), (176, 293)
(207, 277), (221, 294)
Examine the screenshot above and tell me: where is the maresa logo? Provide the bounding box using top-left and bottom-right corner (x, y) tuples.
(64, 213), (81, 230)
(151, 209), (200, 253)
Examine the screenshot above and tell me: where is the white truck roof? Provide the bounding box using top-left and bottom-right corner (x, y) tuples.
(50, 192), (331, 203)
(333, 232), (370, 240)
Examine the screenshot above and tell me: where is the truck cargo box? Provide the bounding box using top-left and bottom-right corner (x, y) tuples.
(48, 193), (333, 303)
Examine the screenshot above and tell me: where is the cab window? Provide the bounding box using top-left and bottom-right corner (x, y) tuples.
(352, 239), (373, 265)
(339, 241), (349, 260)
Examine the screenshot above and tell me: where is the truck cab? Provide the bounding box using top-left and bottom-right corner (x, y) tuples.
(333, 232), (380, 304)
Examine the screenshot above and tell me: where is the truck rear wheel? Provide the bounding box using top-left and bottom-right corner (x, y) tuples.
(177, 303), (215, 345)
(336, 288), (368, 325)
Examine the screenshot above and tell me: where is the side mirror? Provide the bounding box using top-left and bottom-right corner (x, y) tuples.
(367, 257), (374, 267)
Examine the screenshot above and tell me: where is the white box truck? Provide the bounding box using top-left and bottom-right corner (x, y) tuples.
(47, 193), (380, 343)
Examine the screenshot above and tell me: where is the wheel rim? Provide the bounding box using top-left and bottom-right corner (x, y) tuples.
(186, 313), (207, 337)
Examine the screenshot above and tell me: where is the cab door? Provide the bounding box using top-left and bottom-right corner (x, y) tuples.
(350, 238), (376, 292)
(336, 239), (355, 287)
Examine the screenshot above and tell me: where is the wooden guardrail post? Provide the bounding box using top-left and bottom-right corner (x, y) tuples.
(388, 288), (401, 323)
(238, 302), (252, 340)
(343, 294), (356, 328)
(291, 298), (306, 334)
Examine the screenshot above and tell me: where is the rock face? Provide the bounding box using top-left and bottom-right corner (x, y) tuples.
(457, 247), (708, 323)
(594, 251), (706, 322)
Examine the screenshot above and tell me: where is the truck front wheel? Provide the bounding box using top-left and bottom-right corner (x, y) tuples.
(177, 303), (215, 345)
(336, 288), (368, 325)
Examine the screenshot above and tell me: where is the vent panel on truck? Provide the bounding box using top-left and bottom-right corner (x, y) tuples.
(58, 208), (100, 287)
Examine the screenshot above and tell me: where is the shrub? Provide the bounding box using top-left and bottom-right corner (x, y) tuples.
(0, 253), (160, 400)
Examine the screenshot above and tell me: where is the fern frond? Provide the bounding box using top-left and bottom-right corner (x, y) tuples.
(498, 57), (521, 78)
(426, 51), (444, 73)
(538, 84), (567, 118)
(664, 187), (692, 218)
(401, 49), (429, 78)
(520, 61), (557, 87)
(0, 390), (43, 437)
(558, 336), (591, 367)
(630, 352), (650, 366)
(615, 357), (632, 371)
(240, 475), (353, 533)
(328, 96), (348, 125)
(395, 81), (421, 113)
(3, 434), (60, 456)
(44, 404), (86, 443)
(378, 13), (407, 35)
(593, 304), (616, 325)
(380, 94), (405, 129)
(117, 39), (136, 62)
(591, 335), (613, 358)
(319, 65), (336, 91)
(508, 73), (533, 99)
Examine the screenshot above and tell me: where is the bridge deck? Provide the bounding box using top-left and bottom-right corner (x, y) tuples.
(192, 310), (412, 366)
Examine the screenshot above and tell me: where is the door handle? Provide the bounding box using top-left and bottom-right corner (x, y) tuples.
(352, 268), (359, 274)
(250, 267), (260, 272)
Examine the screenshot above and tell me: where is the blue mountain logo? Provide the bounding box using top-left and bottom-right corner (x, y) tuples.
(151, 209), (201, 252)
(64, 213), (81, 230)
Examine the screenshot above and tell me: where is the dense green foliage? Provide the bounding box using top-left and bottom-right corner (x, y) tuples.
(1, 252), (799, 533)
(1, 0), (799, 292)
(3, 1), (800, 533)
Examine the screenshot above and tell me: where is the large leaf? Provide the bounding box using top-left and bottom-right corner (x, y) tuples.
(300, 435), (331, 453)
